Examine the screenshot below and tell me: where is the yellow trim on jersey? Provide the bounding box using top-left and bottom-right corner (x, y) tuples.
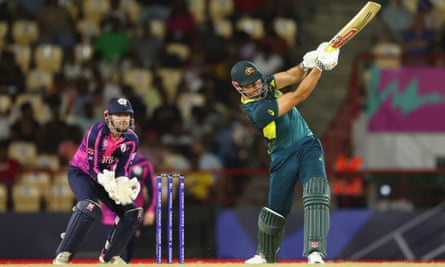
(263, 121), (277, 140)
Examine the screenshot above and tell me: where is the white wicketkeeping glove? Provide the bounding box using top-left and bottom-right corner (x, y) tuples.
(301, 50), (319, 71)
(316, 42), (340, 71)
(97, 170), (119, 202)
(115, 176), (141, 205)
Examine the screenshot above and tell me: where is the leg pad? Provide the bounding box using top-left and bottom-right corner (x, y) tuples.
(257, 207), (286, 263)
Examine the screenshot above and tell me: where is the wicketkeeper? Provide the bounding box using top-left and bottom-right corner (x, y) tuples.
(53, 97), (142, 264)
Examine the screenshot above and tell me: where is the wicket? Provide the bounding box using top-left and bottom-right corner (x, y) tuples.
(156, 173), (185, 264)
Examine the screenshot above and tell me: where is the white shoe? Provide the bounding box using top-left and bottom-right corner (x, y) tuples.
(308, 251), (324, 264)
(53, 251), (71, 264)
(245, 254), (267, 264)
(99, 254), (127, 264)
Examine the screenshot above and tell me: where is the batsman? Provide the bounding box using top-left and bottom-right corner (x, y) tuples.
(230, 42), (340, 264)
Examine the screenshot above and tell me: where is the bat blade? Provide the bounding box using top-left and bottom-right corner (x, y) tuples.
(326, 1), (381, 52)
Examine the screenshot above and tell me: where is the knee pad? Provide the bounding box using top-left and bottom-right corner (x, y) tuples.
(257, 207), (286, 263)
(302, 177), (330, 257)
(56, 199), (101, 255)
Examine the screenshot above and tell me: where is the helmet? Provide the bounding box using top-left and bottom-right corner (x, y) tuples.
(231, 60), (266, 99)
(104, 97), (135, 134)
(231, 60), (263, 86)
(106, 97), (134, 115)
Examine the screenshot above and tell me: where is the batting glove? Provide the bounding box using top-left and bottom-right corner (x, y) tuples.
(316, 42), (340, 71)
(300, 50), (319, 72)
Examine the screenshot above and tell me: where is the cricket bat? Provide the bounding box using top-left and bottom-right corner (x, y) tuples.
(326, 1), (381, 52)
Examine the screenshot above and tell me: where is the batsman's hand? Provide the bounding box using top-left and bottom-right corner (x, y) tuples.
(115, 176), (141, 205)
(97, 170), (119, 202)
(316, 42), (340, 71)
(301, 50), (318, 71)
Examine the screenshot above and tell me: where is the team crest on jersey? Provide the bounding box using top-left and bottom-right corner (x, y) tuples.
(245, 66), (255, 76)
(87, 148), (94, 155)
(120, 143), (127, 153)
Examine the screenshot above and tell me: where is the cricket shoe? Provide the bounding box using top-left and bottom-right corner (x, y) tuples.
(53, 251), (71, 264)
(99, 253), (127, 264)
(245, 254), (267, 264)
(308, 251), (324, 264)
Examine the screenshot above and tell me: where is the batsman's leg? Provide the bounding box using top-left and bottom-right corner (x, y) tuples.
(302, 177), (330, 261)
(53, 199), (101, 264)
(246, 207), (286, 263)
(99, 207), (143, 263)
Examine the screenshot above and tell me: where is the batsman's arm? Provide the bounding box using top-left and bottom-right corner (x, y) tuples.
(274, 64), (307, 90)
(276, 68), (322, 117)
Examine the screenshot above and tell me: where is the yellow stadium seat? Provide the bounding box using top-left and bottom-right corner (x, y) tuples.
(34, 44), (63, 73)
(156, 68), (184, 103)
(19, 170), (52, 200)
(46, 183), (75, 212)
(13, 93), (52, 124)
(8, 141), (37, 167)
(214, 18), (233, 39)
(0, 94), (12, 114)
(0, 183), (7, 212)
(209, 0), (234, 20)
(273, 17), (297, 47)
(188, 0), (206, 23)
(77, 19), (101, 41)
(149, 19), (166, 39)
(74, 43), (93, 62)
(123, 68), (153, 97)
(53, 171), (69, 186)
(33, 154), (60, 171)
(9, 44), (32, 72)
(120, 0), (141, 24)
(83, 0), (111, 23)
(12, 184), (40, 212)
(166, 42), (191, 61)
(236, 17), (264, 39)
(26, 69), (54, 92)
(12, 20), (39, 45)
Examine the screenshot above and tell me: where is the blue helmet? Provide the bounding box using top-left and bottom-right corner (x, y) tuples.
(105, 97), (135, 134)
(106, 97), (134, 115)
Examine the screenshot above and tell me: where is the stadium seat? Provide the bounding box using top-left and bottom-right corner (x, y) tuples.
(12, 183), (40, 212)
(83, 0), (111, 23)
(13, 93), (52, 124)
(209, 0), (234, 20)
(0, 183), (7, 212)
(34, 44), (63, 73)
(149, 19), (166, 39)
(74, 43), (93, 63)
(11, 20), (39, 45)
(18, 170), (52, 200)
(166, 42), (191, 61)
(8, 44), (32, 73)
(120, 0), (141, 24)
(123, 68), (153, 97)
(46, 183), (75, 212)
(236, 17), (264, 39)
(188, 0), (206, 23)
(156, 67), (184, 103)
(33, 154), (60, 171)
(7, 141), (37, 167)
(0, 94), (12, 114)
(273, 17), (298, 47)
(214, 18), (233, 39)
(76, 19), (101, 41)
(26, 68), (54, 92)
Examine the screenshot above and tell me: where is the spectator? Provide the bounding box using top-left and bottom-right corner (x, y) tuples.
(381, 0), (413, 42)
(165, 0), (196, 43)
(401, 13), (435, 65)
(10, 102), (40, 143)
(0, 50), (25, 95)
(0, 140), (21, 210)
(36, 0), (76, 51)
(94, 17), (132, 63)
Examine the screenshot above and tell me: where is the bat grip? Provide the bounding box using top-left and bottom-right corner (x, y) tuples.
(325, 45), (336, 53)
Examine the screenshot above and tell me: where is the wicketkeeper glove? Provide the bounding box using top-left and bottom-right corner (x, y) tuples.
(115, 176), (141, 205)
(97, 170), (119, 201)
